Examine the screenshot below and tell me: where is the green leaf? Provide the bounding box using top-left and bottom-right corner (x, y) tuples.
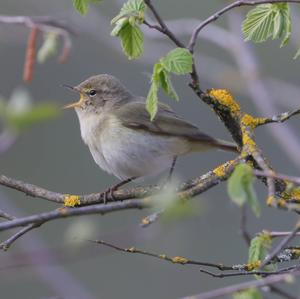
(160, 48), (193, 75)
(294, 48), (300, 59)
(117, 22), (144, 59)
(145, 47), (193, 119)
(111, 0), (145, 59)
(72, 0), (89, 15)
(233, 288), (263, 299)
(7, 104), (60, 131)
(159, 69), (179, 101)
(72, 0), (102, 15)
(228, 163), (260, 217)
(111, 0), (145, 24)
(111, 18), (129, 37)
(37, 32), (58, 64)
(146, 81), (159, 121)
(242, 3), (291, 46)
(248, 232), (272, 264)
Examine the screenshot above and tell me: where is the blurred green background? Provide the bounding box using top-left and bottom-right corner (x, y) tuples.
(1, 0), (300, 298)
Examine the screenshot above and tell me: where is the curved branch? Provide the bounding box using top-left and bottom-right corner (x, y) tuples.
(188, 0), (300, 52)
(183, 270), (300, 299)
(0, 199), (148, 232)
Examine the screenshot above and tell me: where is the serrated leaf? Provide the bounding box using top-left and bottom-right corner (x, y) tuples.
(111, 0), (145, 58)
(118, 22), (144, 59)
(243, 4), (276, 43)
(248, 233), (272, 264)
(37, 32), (58, 64)
(72, 0), (102, 15)
(146, 81), (158, 121)
(111, 18), (129, 37)
(111, 0), (145, 24)
(160, 48), (193, 75)
(159, 69), (179, 101)
(7, 103), (60, 131)
(233, 288), (263, 299)
(242, 3), (291, 46)
(228, 163), (260, 217)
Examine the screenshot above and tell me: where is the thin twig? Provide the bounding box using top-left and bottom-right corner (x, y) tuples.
(0, 209), (15, 221)
(240, 206), (251, 246)
(90, 239), (233, 270)
(253, 169), (300, 186)
(261, 221), (300, 268)
(0, 199), (149, 232)
(188, 0), (300, 52)
(143, 0), (185, 48)
(0, 15), (74, 73)
(269, 231), (300, 238)
(182, 269), (300, 299)
(198, 265), (299, 278)
(0, 223), (41, 251)
(90, 240), (300, 278)
(270, 285), (299, 299)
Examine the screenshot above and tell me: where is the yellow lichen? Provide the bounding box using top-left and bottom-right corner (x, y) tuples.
(171, 256), (189, 264)
(213, 164), (226, 177)
(64, 195), (81, 207)
(213, 160), (236, 177)
(281, 187), (300, 202)
(242, 131), (256, 150)
(141, 217), (150, 226)
(277, 199), (287, 208)
(289, 188), (300, 200)
(290, 248), (300, 258)
(245, 260), (261, 271)
(208, 89), (240, 114)
(241, 114), (266, 129)
(126, 247), (136, 253)
(159, 254), (167, 259)
(266, 196), (275, 206)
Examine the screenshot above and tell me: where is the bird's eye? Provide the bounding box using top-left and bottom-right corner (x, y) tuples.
(89, 89), (97, 96)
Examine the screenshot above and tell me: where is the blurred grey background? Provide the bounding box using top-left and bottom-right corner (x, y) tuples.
(1, 0), (300, 298)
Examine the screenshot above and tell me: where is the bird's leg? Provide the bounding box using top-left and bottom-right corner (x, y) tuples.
(167, 156), (178, 182)
(102, 177), (136, 204)
(161, 156), (178, 190)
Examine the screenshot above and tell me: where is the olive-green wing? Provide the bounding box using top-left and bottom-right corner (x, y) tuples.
(115, 101), (216, 144)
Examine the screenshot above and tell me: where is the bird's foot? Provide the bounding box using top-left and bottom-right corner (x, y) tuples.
(100, 177), (137, 204)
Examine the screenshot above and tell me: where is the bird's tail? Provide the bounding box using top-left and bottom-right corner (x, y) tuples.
(212, 139), (238, 153)
(191, 139), (238, 153)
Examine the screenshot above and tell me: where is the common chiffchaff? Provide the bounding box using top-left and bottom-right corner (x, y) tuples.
(64, 74), (237, 183)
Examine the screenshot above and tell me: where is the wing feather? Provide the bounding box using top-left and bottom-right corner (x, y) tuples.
(115, 101), (216, 144)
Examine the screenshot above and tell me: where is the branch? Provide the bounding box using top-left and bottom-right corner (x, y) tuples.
(182, 270), (300, 299)
(90, 239), (233, 270)
(0, 209), (15, 221)
(143, 0), (185, 48)
(269, 231), (300, 238)
(253, 169), (300, 186)
(0, 199), (148, 232)
(91, 239), (300, 279)
(260, 221), (300, 268)
(0, 157), (241, 206)
(270, 285), (299, 299)
(0, 15), (74, 79)
(0, 157), (241, 241)
(0, 223), (40, 251)
(188, 0), (300, 52)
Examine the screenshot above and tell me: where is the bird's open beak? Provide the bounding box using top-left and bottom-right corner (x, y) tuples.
(62, 84), (84, 109)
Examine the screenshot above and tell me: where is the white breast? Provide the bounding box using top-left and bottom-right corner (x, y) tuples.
(75, 108), (112, 175)
(75, 109), (189, 179)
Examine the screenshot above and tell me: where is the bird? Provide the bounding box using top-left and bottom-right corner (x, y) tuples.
(63, 74), (237, 195)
